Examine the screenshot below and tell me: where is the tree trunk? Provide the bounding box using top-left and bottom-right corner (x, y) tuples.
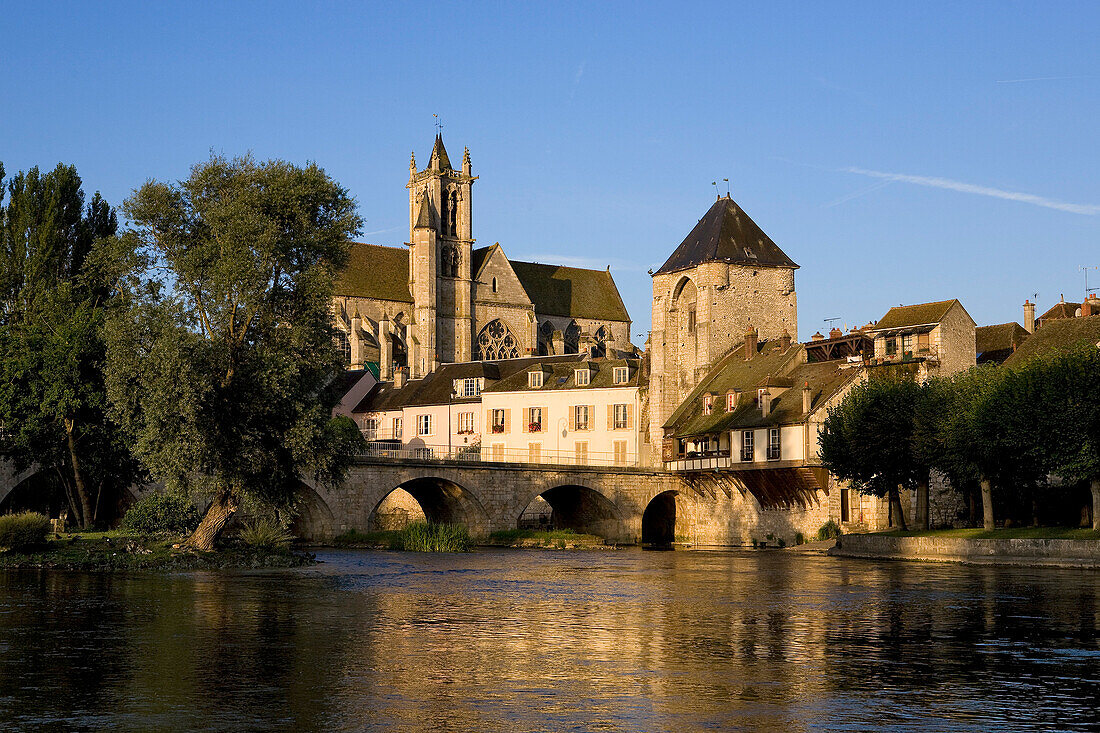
(1091, 480), (1100, 532)
(980, 477), (995, 530)
(185, 487), (239, 552)
(890, 486), (908, 531)
(968, 489), (978, 527)
(915, 477), (929, 531)
(63, 418), (94, 529)
(1031, 497), (1041, 528)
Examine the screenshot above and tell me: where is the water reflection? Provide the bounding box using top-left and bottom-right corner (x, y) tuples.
(2, 550), (1100, 731)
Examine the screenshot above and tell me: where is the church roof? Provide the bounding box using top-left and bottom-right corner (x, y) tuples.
(429, 134), (452, 171)
(510, 260), (630, 323)
(334, 243), (412, 303)
(655, 195), (798, 275)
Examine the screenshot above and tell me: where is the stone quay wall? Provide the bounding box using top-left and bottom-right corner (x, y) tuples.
(832, 533), (1100, 569)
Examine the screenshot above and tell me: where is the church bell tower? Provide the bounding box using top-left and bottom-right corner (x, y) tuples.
(407, 134), (477, 377)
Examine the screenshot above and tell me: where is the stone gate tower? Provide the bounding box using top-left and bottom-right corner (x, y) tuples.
(407, 135), (477, 377)
(647, 194), (799, 450)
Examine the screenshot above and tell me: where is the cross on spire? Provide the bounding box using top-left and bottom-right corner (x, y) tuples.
(433, 113), (443, 136)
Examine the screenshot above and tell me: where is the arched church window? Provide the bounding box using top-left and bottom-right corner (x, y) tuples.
(441, 244), (459, 277)
(491, 277), (498, 293)
(447, 189), (459, 236)
(564, 322), (580, 354)
(335, 330), (351, 364)
(476, 319), (520, 360)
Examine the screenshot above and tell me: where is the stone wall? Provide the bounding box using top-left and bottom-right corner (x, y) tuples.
(833, 533), (1100, 568)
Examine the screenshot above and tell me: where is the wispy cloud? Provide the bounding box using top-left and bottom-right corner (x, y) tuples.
(844, 167), (1100, 216)
(822, 180), (894, 209)
(361, 225), (403, 237)
(995, 75), (1092, 84)
(518, 252), (646, 273)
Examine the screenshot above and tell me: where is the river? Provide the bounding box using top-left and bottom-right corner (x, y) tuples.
(1, 548), (1098, 732)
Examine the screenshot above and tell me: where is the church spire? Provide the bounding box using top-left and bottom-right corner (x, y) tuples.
(429, 134), (452, 171)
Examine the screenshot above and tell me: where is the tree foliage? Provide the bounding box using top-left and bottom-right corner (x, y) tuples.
(106, 154), (364, 549)
(0, 162), (142, 528)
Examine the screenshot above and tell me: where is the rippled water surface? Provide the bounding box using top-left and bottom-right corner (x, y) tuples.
(2, 548), (1100, 732)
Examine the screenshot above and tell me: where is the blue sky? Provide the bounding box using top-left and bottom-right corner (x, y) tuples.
(4, 1), (1099, 338)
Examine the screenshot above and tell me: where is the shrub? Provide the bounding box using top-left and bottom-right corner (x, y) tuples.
(238, 517), (294, 550)
(816, 520), (842, 541)
(390, 522), (472, 552)
(121, 493), (200, 534)
(0, 512), (51, 552)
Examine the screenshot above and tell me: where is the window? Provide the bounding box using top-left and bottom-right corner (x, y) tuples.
(491, 409), (506, 434)
(613, 440), (628, 465)
(574, 405), (590, 431)
(902, 333), (914, 355)
(491, 277), (498, 293)
(740, 430), (754, 462)
(756, 388), (766, 406)
(687, 306), (697, 332)
(458, 411), (475, 434)
(726, 392), (737, 411)
(417, 414), (432, 436)
(363, 416), (379, 441)
(574, 441), (589, 464)
(456, 377), (482, 397)
(528, 407), (543, 432)
(885, 336), (898, 356)
(529, 371), (544, 388)
(840, 488), (850, 522)
(613, 404), (629, 430)
(767, 428), (781, 460)
(528, 443), (542, 463)
(336, 330), (352, 364)
(613, 366), (628, 384)
(703, 395), (714, 415)
(477, 319), (519, 360)
(917, 332), (931, 353)
(392, 417), (403, 440)
(575, 369), (590, 386)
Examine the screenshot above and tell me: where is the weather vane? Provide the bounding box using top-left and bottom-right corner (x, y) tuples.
(433, 114), (443, 135)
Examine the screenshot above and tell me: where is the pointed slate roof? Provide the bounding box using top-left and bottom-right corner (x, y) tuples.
(429, 134), (452, 171)
(413, 189), (436, 229)
(655, 195), (798, 275)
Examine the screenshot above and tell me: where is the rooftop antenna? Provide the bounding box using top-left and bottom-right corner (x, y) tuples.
(824, 317), (841, 332)
(723, 178), (730, 196)
(1081, 265), (1099, 295)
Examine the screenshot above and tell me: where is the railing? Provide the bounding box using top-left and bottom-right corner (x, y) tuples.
(360, 442), (640, 468)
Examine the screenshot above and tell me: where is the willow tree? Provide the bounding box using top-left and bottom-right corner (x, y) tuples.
(0, 162), (141, 528)
(107, 154), (364, 550)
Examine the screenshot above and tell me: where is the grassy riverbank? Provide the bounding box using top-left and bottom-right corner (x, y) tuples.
(332, 522), (473, 552)
(0, 531), (313, 571)
(484, 528), (613, 549)
(880, 527), (1100, 540)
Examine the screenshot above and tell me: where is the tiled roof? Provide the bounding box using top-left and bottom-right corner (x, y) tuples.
(1037, 300), (1081, 323)
(872, 299), (959, 331)
(1002, 315), (1100, 367)
(334, 243), (412, 303)
(484, 358), (641, 393)
(975, 322), (1029, 364)
(510, 260), (630, 322)
(664, 341), (859, 438)
(655, 195), (798, 275)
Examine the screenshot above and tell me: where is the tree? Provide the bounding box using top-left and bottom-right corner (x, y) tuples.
(1040, 344), (1100, 529)
(819, 376), (929, 531)
(0, 162), (141, 528)
(106, 154), (365, 550)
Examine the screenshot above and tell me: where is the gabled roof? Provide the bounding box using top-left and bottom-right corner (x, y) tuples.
(655, 195), (798, 275)
(485, 358), (641, 393)
(871, 299), (961, 331)
(429, 134), (452, 171)
(1038, 299), (1081, 323)
(510, 260), (630, 322)
(335, 243), (412, 303)
(1002, 315), (1100, 367)
(975, 322), (1030, 364)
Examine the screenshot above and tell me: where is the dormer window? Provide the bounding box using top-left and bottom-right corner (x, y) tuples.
(703, 394), (714, 415)
(726, 392), (737, 411)
(613, 366), (629, 385)
(575, 368), (591, 386)
(455, 377), (482, 397)
(529, 371), (544, 388)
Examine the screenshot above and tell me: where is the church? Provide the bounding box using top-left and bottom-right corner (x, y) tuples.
(331, 135), (634, 380)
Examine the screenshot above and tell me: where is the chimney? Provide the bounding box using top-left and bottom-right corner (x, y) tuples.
(760, 388), (772, 417)
(1083, 294), (1097, 317)
(829, 327), (843, 339)
(802, 382), (812, 414)
(779, 329), (792, 351)
(811, 331), (825, 341)
(393, 367), (408, 389)
(1023, 299), (1035, 333)
(744, 328), (758, 360)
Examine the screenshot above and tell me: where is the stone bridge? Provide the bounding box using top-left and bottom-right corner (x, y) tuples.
(295, 456), (837, 546)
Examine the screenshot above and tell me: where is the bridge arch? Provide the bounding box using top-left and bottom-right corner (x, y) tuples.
(517, 483), (626, 541)
(642, 490), (680, 547)
(371, 476), (490, 536)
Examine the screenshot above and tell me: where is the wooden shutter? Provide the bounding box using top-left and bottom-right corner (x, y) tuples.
(522, 408), (529, 433)
(607, 404), (614, 430)
(626, 403), (634, 429)
(569, 406), (576, 431)
(485, 409), (492, 434)
(589, 406), (595, 431)
(503, 409), (511, 433)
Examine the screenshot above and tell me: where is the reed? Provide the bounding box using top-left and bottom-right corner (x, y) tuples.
(390, 522), (472, 552)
